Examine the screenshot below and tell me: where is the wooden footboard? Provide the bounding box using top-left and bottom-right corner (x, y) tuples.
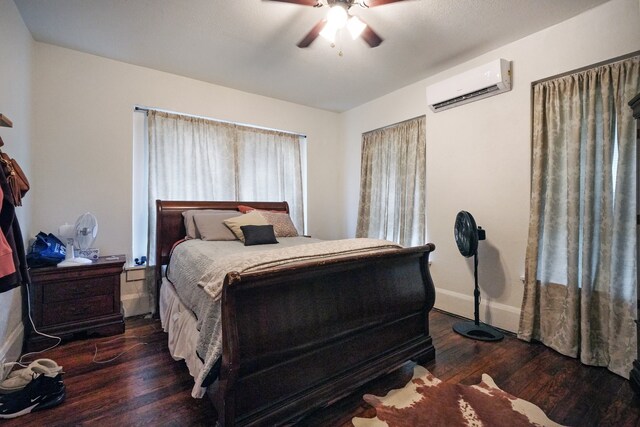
(155, 200), (436, 426)
(216, 245), (435, 426)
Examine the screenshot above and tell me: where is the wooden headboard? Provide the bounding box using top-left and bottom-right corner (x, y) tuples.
(154, 200), (290, 310)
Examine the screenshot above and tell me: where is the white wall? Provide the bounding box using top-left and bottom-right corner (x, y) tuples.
(0, 0), (33, 364)
(340, 0), (640, 332)
(30, 44), (342, 262)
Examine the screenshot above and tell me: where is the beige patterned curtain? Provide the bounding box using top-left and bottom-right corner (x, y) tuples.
(356, 116), (426, 247)
(518, 56), (640, 378)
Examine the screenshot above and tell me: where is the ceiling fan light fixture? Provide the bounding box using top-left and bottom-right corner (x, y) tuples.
(319, 22), (338, 43)
(274, 0), (391, 48)
(326, 5), (348, 28)
(346, 16), (366, 39)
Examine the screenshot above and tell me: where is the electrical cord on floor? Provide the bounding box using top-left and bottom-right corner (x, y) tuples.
(92, 336), (148, 364)
(2, 284), (159, 380)
(91, 321), (160, 364)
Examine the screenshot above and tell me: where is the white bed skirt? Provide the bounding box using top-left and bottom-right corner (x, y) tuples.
(159, 278), (207, 398)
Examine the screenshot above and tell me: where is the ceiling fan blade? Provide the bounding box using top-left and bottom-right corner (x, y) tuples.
(360, 25), (383, 47)
(297, 19), (327, 48)
(364, 0), (406, 6)
(265, 0), (320, 5)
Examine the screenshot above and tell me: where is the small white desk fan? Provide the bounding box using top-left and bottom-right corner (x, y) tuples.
(57, 212), (98, 267)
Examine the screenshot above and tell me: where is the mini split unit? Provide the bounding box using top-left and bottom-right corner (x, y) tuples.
(426, 59), (512, 112)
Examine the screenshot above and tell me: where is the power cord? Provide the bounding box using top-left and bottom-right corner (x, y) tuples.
(92, 335), (148, 364)
(2, 283), (155, 380)
(18, 283), (62, 364)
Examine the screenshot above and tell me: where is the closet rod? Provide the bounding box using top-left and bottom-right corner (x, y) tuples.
(0, 114), (13, 128)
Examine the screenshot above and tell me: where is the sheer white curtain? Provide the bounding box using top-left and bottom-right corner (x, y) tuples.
(235, 127), (304, 231)
(147, 111), (237, 264)
(518, 56), (639, 378)
(146, 110), (304, 283)
(356, 116), (426, 247)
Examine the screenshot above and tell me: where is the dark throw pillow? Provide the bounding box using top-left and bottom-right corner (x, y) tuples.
(240, 225), (278, 246)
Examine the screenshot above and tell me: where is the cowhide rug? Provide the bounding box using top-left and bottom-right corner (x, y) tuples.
(352, 365), (567, 427)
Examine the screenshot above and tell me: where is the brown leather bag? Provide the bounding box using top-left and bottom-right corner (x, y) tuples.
(0, 152), (29, 206)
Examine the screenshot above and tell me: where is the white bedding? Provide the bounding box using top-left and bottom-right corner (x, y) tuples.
(163, 237), (402, 397)
(159, 279), (205, 396)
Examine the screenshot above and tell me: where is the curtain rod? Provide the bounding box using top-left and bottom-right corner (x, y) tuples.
(531, 50), (640, 86)
(134, 105), (307, 138)
(363, 115), (425, 135)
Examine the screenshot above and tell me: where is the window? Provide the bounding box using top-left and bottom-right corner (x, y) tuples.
(132, 108), (306, 263)
(356, 116), (426, 247)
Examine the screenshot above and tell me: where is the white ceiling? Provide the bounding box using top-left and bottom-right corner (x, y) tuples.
(14, 0), (610, 112)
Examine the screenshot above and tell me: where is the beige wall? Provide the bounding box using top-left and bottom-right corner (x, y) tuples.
(0, 0), (33, 365)
(340, 0), (640, 332)
(30, 43), (342, 261)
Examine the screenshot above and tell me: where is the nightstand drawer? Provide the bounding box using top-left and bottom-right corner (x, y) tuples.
(42, 295), (114, 326)
(43, 276), (114, 303)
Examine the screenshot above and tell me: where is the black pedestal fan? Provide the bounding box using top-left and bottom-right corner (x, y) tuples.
(452, 211), (504, 341)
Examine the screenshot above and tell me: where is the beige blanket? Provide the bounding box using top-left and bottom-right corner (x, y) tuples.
(199, 238), (402, 299)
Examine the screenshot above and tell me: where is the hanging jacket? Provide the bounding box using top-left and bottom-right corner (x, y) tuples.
(0, 182), (14, 278)
(0, 163), (29, 293)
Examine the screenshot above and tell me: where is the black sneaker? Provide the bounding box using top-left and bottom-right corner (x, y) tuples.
(0, 373), (65, 419)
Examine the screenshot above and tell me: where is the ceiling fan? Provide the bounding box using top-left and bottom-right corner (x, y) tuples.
(266, 0), (408, 48)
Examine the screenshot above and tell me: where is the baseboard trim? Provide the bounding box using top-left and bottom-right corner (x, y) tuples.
(434, 287), (521, 333)
(121, 293), (151, 318)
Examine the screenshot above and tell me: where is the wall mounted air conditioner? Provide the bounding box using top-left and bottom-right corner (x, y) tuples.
(426, 59), (512, 112)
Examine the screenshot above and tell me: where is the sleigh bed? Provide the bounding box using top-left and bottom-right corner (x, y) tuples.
(155, 200), (436, 426)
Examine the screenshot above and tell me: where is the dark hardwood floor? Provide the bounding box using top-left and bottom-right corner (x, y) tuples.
(6, 310), (640, 426)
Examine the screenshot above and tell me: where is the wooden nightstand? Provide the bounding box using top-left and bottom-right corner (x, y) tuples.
(25, 255), (126, 351)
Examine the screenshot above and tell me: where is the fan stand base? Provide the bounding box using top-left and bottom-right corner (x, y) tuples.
(453, 321), (504, 342)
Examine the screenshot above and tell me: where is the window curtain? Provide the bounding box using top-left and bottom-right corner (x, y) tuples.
(147, 111), (237, 265)
(356, 116), (426, 247)
(146, 111), (304, 310)
(235, 127), (304, 232)
(518, 56), (640, 378)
